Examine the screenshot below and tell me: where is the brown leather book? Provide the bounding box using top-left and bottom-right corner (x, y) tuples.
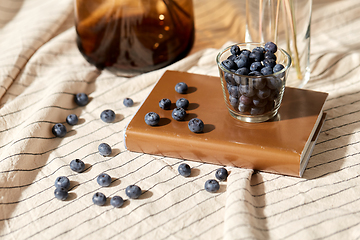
(124, 71), (328, 177)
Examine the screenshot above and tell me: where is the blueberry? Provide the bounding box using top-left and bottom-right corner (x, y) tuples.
(234, 56), (250, 69)
(250, 107), (265, 115)
(224, 72), (236, 85)
(253, 97), (268, 107)
(235, 67), (250, 76)
(227, 54), (237, 61)
(250, 61), (263, 72)
(221, 59), (237, 71)
(92, 192), (107, 206)
(54, 187), (68, 201)
(249, 50), (264, 62)
(52, 123), (67, 137)
(66, 114), (78, 126)
(204, 179), (220, 193)
(178, 163), (191, 177)
(175, 82), (188, 94)
(248, 71), (262, 77)
(260, 66), (273, 76)
(215, 168), (229, 181)
(97, 173), (112, 187)
(239, 95), (252, 105)
(100, 109), (115, 123)
(159, 98), (172, 110)
(145, 112), (160, 126)
(257, 87), (271, 99)
(238, 102), (250, 113)
(172, 108), (186, 121)
(55, 176), (70, 190)
(188, 118), (204, 133)
(230, 45), (241, 56)
(239, 85), (255, 97)
(98, 143), (112, 156)
(264, 41), (277, 53)
(176, 98), (189, 109)
(253, 46), (266, 53)
(273, 64), (285, 73)
(229, 95), (239, 108)
(264, 51), (277, 61)
(70, 159), (85, 173)
(253, 78), (267, 90)
(263, 58), (276, 69)
(123, 98), (134, 107)
(240, 49), (251, 58)
(110, 196), (124, 208)
(125, 185), (142, 199)
(267, 77), (282, 90)
(228, 85), (239, 98)
(74, 93), (89, 106)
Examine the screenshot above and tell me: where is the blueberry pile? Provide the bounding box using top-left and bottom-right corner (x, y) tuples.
(145, 82), (204, 133)
(220, 42), (286, 116)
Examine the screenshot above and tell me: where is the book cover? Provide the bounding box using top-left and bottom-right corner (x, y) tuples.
(124, 71), (328, 177)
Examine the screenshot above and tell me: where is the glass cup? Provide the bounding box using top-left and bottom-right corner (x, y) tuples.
(245, 0), (312, 88)
(216, 42), (291, 123)
(74, 0), (195, 77)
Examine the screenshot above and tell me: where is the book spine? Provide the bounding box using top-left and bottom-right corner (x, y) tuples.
(124, 127), (301, 177)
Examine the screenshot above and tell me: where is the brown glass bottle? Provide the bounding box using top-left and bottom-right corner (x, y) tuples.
(74, 0), (195, 76)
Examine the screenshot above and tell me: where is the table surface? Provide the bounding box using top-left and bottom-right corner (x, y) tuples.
(1, 0), (360, 239)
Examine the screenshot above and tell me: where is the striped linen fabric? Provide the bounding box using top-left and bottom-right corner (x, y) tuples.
(1, 0), (360, 239)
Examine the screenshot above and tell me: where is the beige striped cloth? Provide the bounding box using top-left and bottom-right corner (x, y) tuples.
(1, 0), (360, 239)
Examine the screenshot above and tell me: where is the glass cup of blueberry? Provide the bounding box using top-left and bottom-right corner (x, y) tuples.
(216, 42), (291, 123)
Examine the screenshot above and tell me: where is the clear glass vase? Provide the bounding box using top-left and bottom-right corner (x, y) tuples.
(74, 0), (195, 77)
(245, 0), (312, 88)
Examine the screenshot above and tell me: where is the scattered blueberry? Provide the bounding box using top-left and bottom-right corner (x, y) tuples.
(110, 196), (124, 208)
(66, 114), (78, 126)
(176, 98), (189, 109)
(215, 168), (229, 181)
(204, 179), (220, 193)
(54, 187), (69, 201)
(175, 82), (188, 94)
(188, 118), (204, 133)
(54, 176), (70, 190)
(159, 98), (172, 110)
(52, 123), (67, 138)
(125, 185), (142, 199)
(70, 159), (85, 173)
(144, 112), (160, 126)
(100, 109), (116, 123)
(97, 173), (112, 187)
(74, 93), (89, 106)
(92, 192), (107, 206)
(98, 143), (112, 156)
(178, 163), (191, 177)
(123, 98), (134, 107)
(172, 107), (186, 121)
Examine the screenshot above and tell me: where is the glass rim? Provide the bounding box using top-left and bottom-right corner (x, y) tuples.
(216, 42), (292, 78)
